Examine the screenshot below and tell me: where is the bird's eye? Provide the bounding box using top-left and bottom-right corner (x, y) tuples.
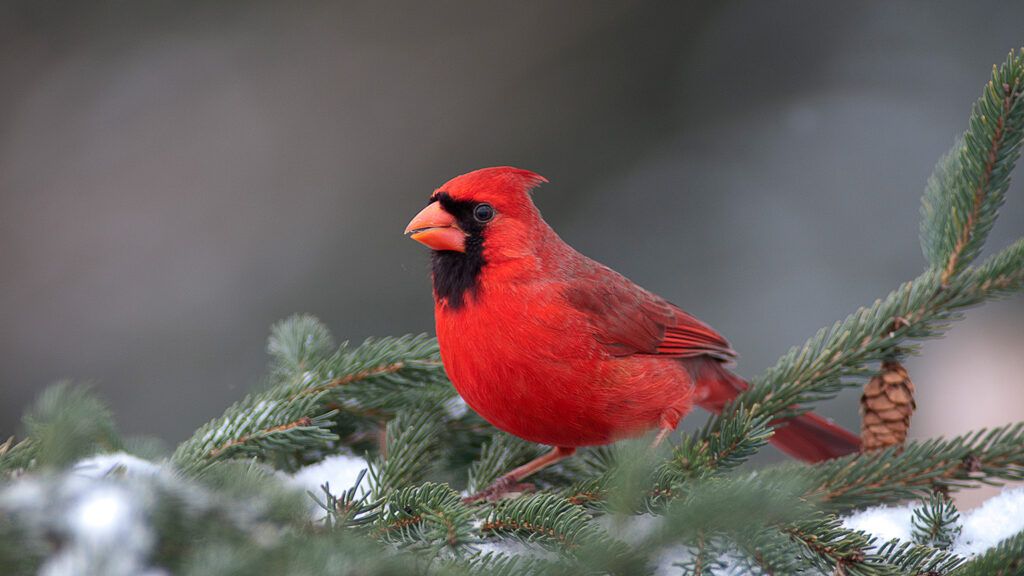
(473, 203), (495, 222)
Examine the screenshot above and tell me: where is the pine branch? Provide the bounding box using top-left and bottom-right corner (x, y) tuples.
(701, 52), (1024, 465)
(0, 437), (35, 478)
(703, 235), (1024, 466)
(440, 552), (566, 576)
(480, 493), (611, 551)
(971, 236), (1024, 294)
(466, 432), (545, 495)
(171, 316), (448, 475)
(192, 459), (315, 526)
(781, 514), (877, 576)
(437, 410), (511, 485)
(170, 385), (339, 474)
(560, 413), (779, 511)
(919, 50), (1024, 284)
(641, 474), (813, 556)
(950, 530), (1024, 576)
(765, 515), (962, 576)
(675, 530), (720, 576)
(911, 491), (962, 550)
(732, 526), (811, 575)
(266, 313), (336, 378)
(369, 407), (445, 497)
(559, 459), (970, 574)
(310, 471), (380, 529)
(560, 441), (675, 512)
(0, 383), (122, 475)
(376, 483), (475, 554)
(619, 476), (912, 575)
(671, 406), (775, 481)
(206, 413), (338, 460)
(872, 539), (965, 575)
(304, 334), (450, 416)
(792, 422), (1024, 512)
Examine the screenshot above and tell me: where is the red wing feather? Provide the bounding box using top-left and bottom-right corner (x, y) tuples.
(565, 264), (737, 361)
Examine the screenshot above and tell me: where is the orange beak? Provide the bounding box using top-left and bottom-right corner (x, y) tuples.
(404, 201), (466, 252)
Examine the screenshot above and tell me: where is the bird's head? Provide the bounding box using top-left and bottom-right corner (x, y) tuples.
(405, 167), (551, 308)
(404, 166), (548, 257)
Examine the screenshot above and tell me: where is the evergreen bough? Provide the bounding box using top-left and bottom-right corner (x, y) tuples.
(2, 50), (1024, 576)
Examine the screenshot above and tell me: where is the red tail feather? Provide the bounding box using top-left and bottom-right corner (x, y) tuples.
(694, 361), (861, 462)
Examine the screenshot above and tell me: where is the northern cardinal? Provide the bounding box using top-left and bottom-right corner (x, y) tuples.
(405, 167), (859, 500)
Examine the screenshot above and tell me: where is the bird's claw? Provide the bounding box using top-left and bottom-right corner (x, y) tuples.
(463, 476), (536, 503)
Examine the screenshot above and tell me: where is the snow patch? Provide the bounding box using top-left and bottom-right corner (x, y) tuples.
(0, 476), (47, 509)
(444, 397), (469, 419)
(68, 485), (134, 542)
(73, 452), (163, 479)
(289, 453), (369, 497)
(473, 539), (543, 558)
(954, 487), (1024, 556)
(842, 487), (1024, 558)
(654, 546), (746, 576)
(842, 502), (916, 543)
(6, 476), (160, 576)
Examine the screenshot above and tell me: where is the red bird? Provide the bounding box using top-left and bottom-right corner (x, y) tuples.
(405, 167), (859, 499)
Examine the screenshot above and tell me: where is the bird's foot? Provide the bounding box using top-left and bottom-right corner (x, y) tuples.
(463, 475), (536, 503)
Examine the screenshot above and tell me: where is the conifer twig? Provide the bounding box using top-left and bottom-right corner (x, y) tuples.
(171, 316), (447, 474)
(700, 52), (1024, 461)
(207, 416), (316, 458)
(928, 51), (1024, 285)
(791, 422), (1024, 511)
(911, 491), (962, 550)
(949, 530), (1024, 576)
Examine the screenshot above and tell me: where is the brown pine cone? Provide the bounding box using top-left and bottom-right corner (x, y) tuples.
(860, 360), (916, 451)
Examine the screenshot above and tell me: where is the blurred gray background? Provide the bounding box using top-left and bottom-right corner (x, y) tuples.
(2, 1), (1023, 478)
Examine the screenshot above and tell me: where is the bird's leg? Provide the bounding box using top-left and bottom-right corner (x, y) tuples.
(650, 406), (683, 448)
(464, 446), (576, 503)
(650, 426), (673, 448)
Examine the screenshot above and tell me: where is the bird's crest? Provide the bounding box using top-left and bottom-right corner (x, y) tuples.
(436, 166), (548, 202)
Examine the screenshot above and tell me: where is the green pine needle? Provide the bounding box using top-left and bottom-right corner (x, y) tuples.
(370, 407), (445, 497)
(921, 50), (1024, 282)
(2, 382), (123, 473)
(911, 491), (963, 550)
(950, 530), (1024, 576)
(796, 422), (1024, 512)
